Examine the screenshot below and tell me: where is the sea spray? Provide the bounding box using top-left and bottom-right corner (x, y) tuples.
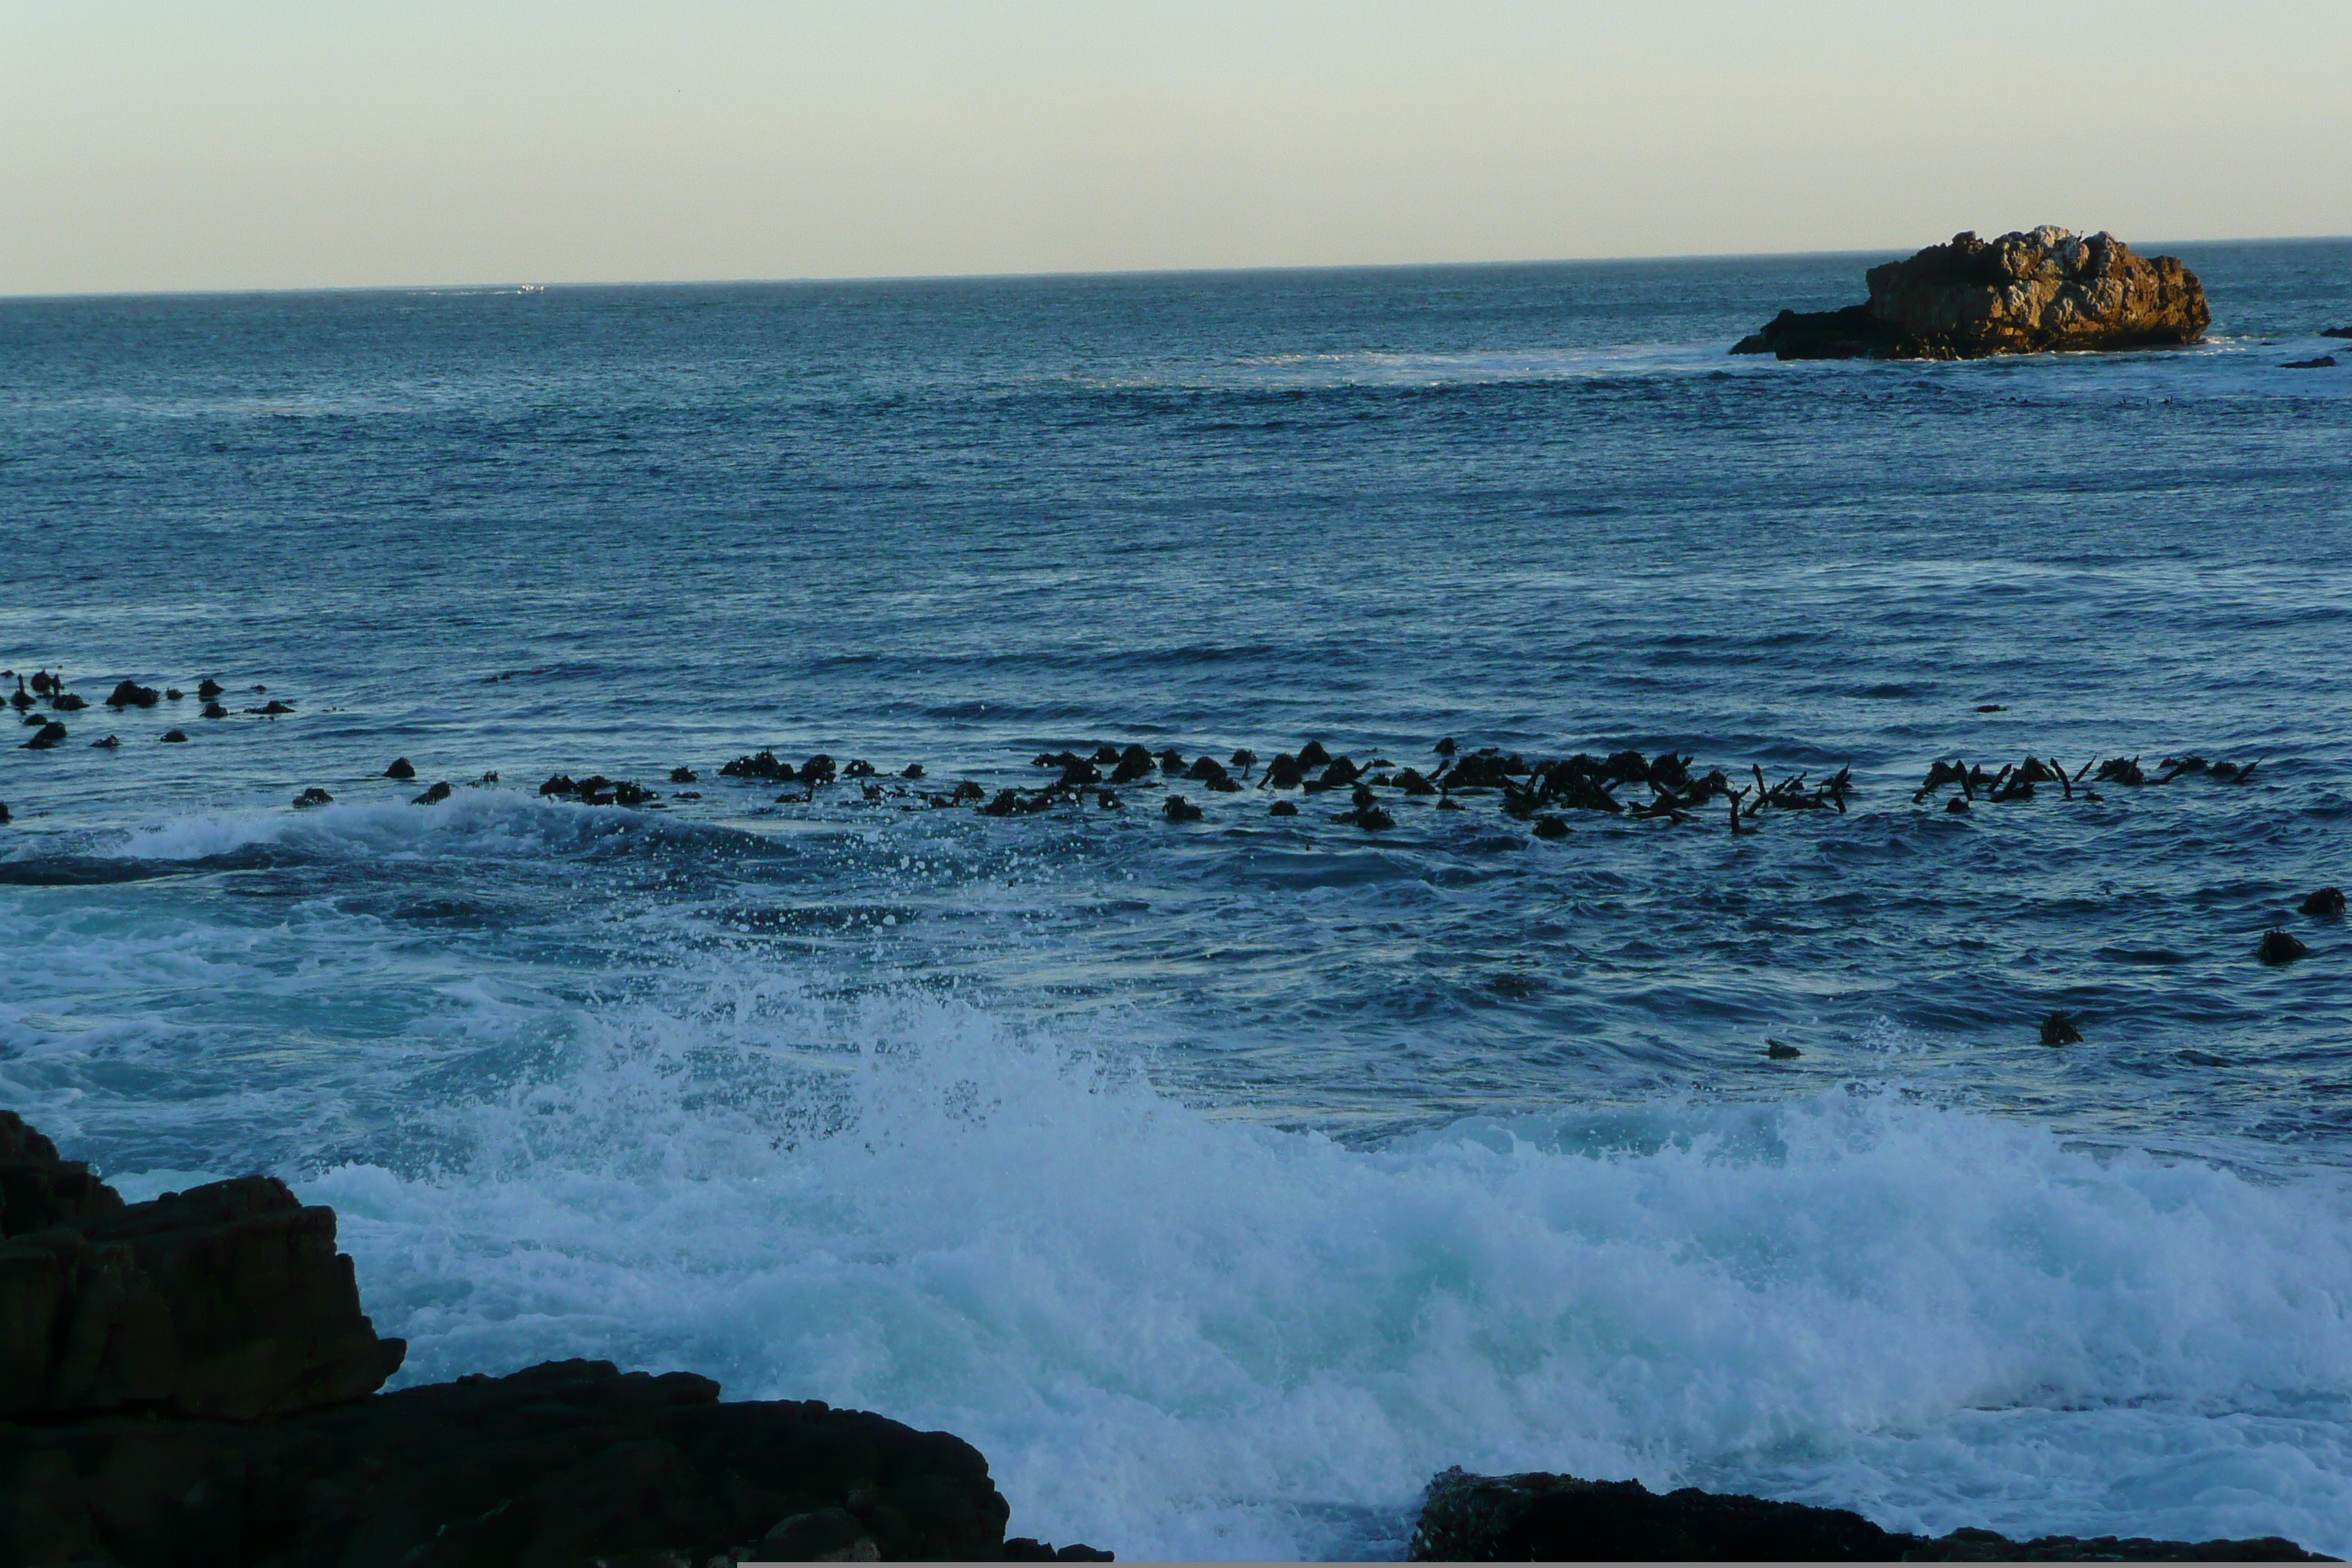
(267, 984), (2352, 1559)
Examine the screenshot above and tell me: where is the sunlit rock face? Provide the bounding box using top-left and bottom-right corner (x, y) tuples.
(1735, 227), (2211, 359)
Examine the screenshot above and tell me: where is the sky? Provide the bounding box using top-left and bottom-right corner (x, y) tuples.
(4, 1), (2350, 295)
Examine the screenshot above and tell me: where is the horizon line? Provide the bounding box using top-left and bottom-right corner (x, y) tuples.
(6, 231), (2348, 307)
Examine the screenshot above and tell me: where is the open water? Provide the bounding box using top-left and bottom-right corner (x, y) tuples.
(3, 242), (2351, 1558)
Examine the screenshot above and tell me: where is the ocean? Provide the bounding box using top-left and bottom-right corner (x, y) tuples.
(3, 241), (2350, 1558)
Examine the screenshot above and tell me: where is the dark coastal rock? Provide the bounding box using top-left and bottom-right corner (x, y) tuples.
(200, 700), (228, 719)
(670, 766), (698, 783)
(0, 802), (10, 825)
(90, 734), (120, 749)
(1531, 815), (1570, 840)
(1269, 800), (1298, 817)
(0, 1358), (1022, 1567)
(2324, 326), (2352, 339)
(720, 750), (791, 780)
(1109, 745), (1153, 785)
(1406, 1467), (2322, 1561)
(1262, 753), (1306, 790)
(2303, 886), (2347, 919)
(23, 721), (66, 750)
(105, 681), (161, 709)
(538, 774), (577, 796)
(2283, 355), (2338, 369)
(383, 758), (416, 780)
(293, 787), (334, 809)
(159, 729), (189, 744)
(52, 693), (86, 712)
(801, 755), (837, 786)
(164, 689), (183, 701)
(412, 781), (453, 805)
(1733, 228), (2209, 361)
(1764, 1040), (1802, 1059)
(255, 698), (295, 715)
(1297, 741), (1332, 769)
(1162, 795), (1203, 823)
(2258, 929), (2310, 966)
(0, 1142), (404, 1423)
(195, 679), (224, 700)
(2040, 1010), (2084, 1046)
(0, 1114), (1098, 1566)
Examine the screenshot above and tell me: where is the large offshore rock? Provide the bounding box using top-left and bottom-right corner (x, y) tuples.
(0, 1117), (405, 1421)
(0, 1357), (1018, 1566)
(1406, 1468), (2325, 1561)
(1734, 227), (2210, 360)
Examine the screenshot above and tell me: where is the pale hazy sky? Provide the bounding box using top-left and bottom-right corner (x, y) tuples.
(4, 1), (2348, 295)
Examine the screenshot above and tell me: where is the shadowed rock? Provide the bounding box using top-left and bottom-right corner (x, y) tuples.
(383, 758), (416, 780)
(105, 681), (160, 709)
(159, 729), (188, 744)
(1406, 1467), (2321, 1561)
(0, 1143), (404, 1422)
(1162, 795), (1203, 823)
(1297, 741), (1332, 769)
(1735, 229), (2208, 361)
(1109, 745), (1155, 785)
(2283, 355), (2339, 370)
(292, 788), (333, 809)
(195, 679), (224, 700)
(2303, 886), (2347, 919)
(412, 781), (453, 805)
(22, 722), (66, 750)
(671, 766), (698, 783)
(1531, 815), (1569, 840)
(1269, 800), (1298, 817)
(0, 1359), (1026, 1567)
(89, 735), (119, 749)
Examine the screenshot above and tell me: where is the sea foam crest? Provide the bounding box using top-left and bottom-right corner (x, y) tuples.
(286, 984), (2352, 1561)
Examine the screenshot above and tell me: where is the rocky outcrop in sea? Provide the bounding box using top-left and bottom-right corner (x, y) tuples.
(1733, 227), (2209, 361)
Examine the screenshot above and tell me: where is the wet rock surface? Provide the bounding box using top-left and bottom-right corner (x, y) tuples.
(1406, 1468), (2326, 1561)
(1734, 228), (2209, 361)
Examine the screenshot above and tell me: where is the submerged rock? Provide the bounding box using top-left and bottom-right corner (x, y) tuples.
(2040, 1010), (2084, 1046)
(1733, 228), (2209, 361)
(105, 680), (160, 709)
(2302, 886), (2347, 919)
(2258, 928), (2310, 966)
(1406, 1467), (2321, 1561)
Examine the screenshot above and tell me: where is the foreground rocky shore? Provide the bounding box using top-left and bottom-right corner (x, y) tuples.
(3, 1113), (2330, 1563)
(1734, 227), (2209, 361)
(0, 1112), (1098, 1565)
(1409, 1469), (2329, 1562)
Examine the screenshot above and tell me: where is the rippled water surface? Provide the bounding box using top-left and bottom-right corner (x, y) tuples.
(4, 245), (2351, 1558)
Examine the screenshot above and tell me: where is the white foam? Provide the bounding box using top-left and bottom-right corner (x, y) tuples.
(282, 987), (2352, 1561)
(110, 790), (627, 864)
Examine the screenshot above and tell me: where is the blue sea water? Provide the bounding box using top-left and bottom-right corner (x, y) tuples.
(3, 242), (2351, 1558)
